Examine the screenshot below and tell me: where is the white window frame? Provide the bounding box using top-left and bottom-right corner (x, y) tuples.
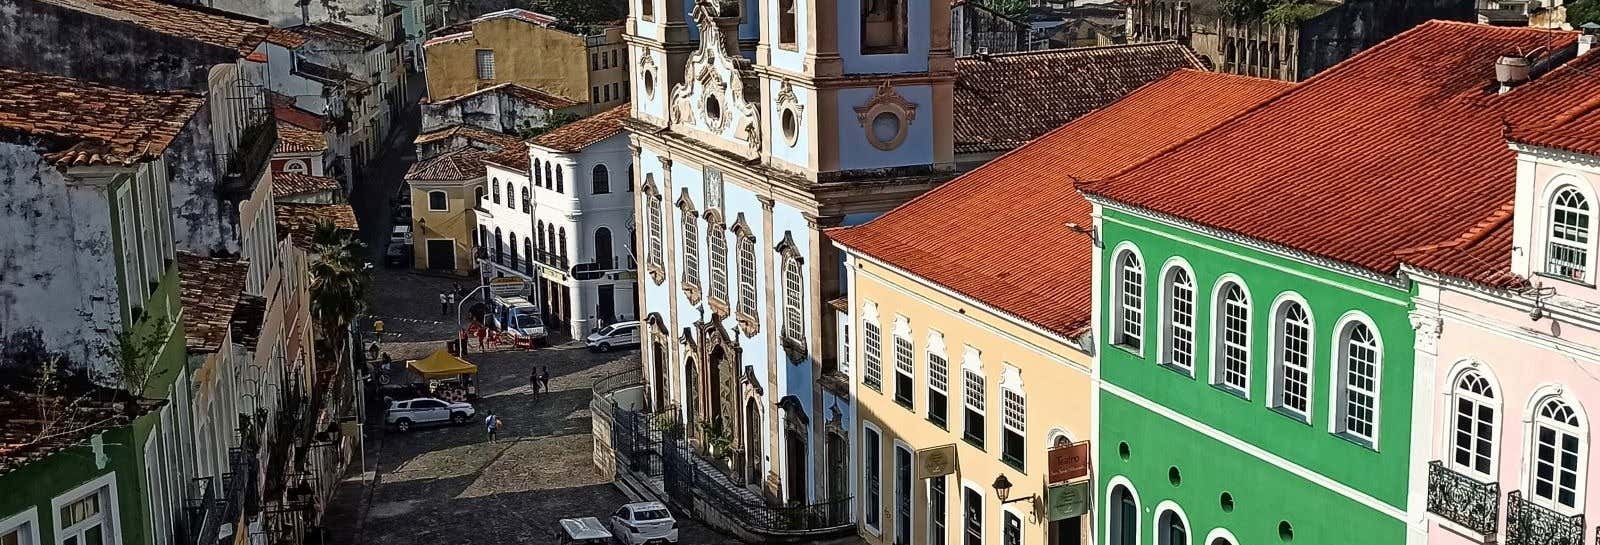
(0, 508), (40, 545)
(1544, 183), (1593, 284)
(1111, 243), (1144, 353)
(1153, 500), (1192, 545)
(1449, 367), (1499, 479)
(892, 315), (914, 408)
(926, 474), (947, 545)
(861, 301), (883, 390)
(999, 365), (1025, 469)
(1524, 393), (1587, 513)
(1330, 312), (1382, 448)
(862, 420), (884, 535)
(708, 222), (729, 304)
(962, 346), (986, 447)
(961, 481), (985, 545)
(475, 49), (495, 79)
(1158, 259), (1196, 374)
(115, 183), (144, 314)
(783, 256), (804, 345)
(927, 330), (949, 426)
(892, 441), (915, 545)
(427, 190), (448, 212)
(1104, 477), (1142, 545)
(1268, 293), (1314, 422)
(1209, 276), (1252, 398)
(51, 473), (120, 545)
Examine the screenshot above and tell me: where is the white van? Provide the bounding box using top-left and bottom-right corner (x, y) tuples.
(585, 322), (639, 352)
(491, 296), (547, 342)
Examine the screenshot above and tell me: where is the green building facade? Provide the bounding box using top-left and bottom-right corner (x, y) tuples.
(1089, 204), (1420, 545)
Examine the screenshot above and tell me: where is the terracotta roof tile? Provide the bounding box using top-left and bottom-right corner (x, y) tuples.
(485, 146), (530, 171)
(830, 70), (1291, 336)
(414, 123), (524, 151)
(272, 172), (341, 198)
(177, 252), (248, 353)
(268, 92), (326, 131)
(1508, 52), (1600, 156)
(1394, 202), (1527, 289)
(0, 68), (204, 166)
(284, 22), (384, 48)
(36, 0), (273, 55)
(406, 147), (492, 181)
(265, 27), (308, 48)
(1081, 21), (1586, 280)
(0, 384), (160, 475)
(275, 203), (358, 251)
(275, 121), (328, 153)
(425, 82), (582, 110)
(954, 42), (1206, 154)
(531, 104), (629, 152)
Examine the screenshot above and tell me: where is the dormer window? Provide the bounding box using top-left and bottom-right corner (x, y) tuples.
(1546, 185), (1591, 282)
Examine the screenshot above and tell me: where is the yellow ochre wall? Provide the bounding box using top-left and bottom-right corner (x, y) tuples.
(424, 18), (589, 102)
(848, 254), (1095, 545)
(410, 180), (482, 274)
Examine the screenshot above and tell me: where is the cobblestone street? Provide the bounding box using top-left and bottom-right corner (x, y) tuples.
(322, 268), (741, 545)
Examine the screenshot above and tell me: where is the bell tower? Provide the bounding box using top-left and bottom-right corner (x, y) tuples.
(627, 0), (698, 128)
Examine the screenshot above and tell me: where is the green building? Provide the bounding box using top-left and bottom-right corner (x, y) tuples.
(1078, 21), (1572, 545)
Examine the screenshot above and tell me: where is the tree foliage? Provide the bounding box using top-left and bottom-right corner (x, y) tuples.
(984, 0), (1031, 21)
(101, 315), (172, 397)
(1570, 0), (1600, 27)
(519, 111), (583, 138)
(308, 220), (369, 367)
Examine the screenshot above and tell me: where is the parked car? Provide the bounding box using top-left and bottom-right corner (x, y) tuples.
(585, 322), (640, 353)
(390, 224), (413, 246)
(557, 517), (613, 545)
(384, 244), (412, 268)
(609, 502), (678, 545)
(384, 397), (475, 432)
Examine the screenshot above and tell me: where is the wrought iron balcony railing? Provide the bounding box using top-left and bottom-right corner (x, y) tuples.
(182, 476), (224, 545)
(1428, 461), (1500, 538)
(1505, 490), (1585, 545)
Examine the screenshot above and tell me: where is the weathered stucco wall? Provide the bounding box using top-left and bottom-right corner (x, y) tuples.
(0, 142), (121, 372)
(423, 18), (588, 102)
(165, 108), (241, 256)
(201, 0), (384, 34)
(420, 90), (557, 134)
(0, 0), (240, 91)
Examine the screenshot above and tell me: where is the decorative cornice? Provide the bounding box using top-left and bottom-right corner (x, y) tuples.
(853, 82), (918, 127)
(1508, 142), (1600, 170)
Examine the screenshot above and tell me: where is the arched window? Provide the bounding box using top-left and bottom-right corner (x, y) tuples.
(492, 179), (501, 204)
(736, 229), (757, 320)
(1156, 508), (1188, 545)
(506, 181), (515, 208)
(592, 164), (611, 194)
(783, 257), (804, 345)
(627, 164), (634, 192)
(1107, 484), (1138, 545)
(558, 227), (567, 262)
(544, 163), (553, 189)
(708, 224), (728, 304)
(1160, 264), (1195, 371)
(1452, 370), (1497, 478)
(493, 227), (503, 263)
(682, 207), (700, 288)
(1335, 319), (1380, 446)
(1530, 397), (1584, 511)
(522, 237), (532, 272)
(537, 220), (546, 253)
(647, 184), (665, 272)
(520, 186), (530, 213)
(1272, 298), (1313, 420)
(547, 224), (557, 261)
(427, 190), (448, 211)
(1113, 249), (1144, 351)
(508, 231), (519, 264)
(474, 185), (485, 206)
(555, 167), (564, 193)
(595, 227), (614, 270)
(1546, 185), (1591, 281)
(534, 158), (542, 187)
(1212, 281), (1251, 396)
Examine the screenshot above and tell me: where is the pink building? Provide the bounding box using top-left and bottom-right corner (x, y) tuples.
(1405, 38), (1600, 545)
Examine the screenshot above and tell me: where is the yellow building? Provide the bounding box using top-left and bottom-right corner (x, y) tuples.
(828, 69), (1289, 545)
(405, 147), (495, 273)
(422, 9), (628, 109)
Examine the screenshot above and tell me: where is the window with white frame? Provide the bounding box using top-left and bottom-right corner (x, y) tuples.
(736, 232), (757, 320)
(1, 509), (38, 545)
(708, 223), (729, 304)
(963, 353), (986, 449)
(681, 206), (700, 288)
(116, 185), (144, 314)
(962, 485), (983, 545)
(1001, 380), (1025, 470)
(647, 187), (664, 273)
(1335, 320), (1380, 446)
(927, 331), (949, 428)
(862, 305), (883, 391)
(1002, 509), (1022, 545)
(1451, 370), (1497, 478)
(1546, 186), (1591, 281)
(475, 49), (495, 79)
(428, 190), (448, 211)
(1162, 265), (1195, 371)
(1272, 300), (1313, 420)
(893, 317), (914, 409)
(1530, 397), (1584, 511)
(783, 257), (804, 346)
(1114, 250), (1144, 350)
(55, 479), (114, 545)
(928, 476), (947, 545)
(1213, 281), (1251, 396)
(863, 424), (883, 531)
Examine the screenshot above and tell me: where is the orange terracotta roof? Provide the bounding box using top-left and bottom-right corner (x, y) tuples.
(485, 146), (531, 171)
(276, 203), (358, 250)
(425, 82), (581, 110)
(0, 68), (204, 166)
(177, 252), (249, 353)
(531, 104), (630, 152)
(406, 147), (491, 181)
(272, 172), (341, 198)
(1080, 21), (1585, 280)
(36, 0), (273, 55)
(1394, 202), (1527, 289)
(954, 42), (1206, 154)
(414, 123), (524, 151)
(830, 70), (1292, 337)
(265, 27), (308, 48)
(284, 22), (383, 49)
(275, 121), (328, 153)
(1507, 51), (1600, 156)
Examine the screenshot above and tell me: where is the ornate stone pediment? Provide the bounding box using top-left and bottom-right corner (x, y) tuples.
(667, 1), (763, 156)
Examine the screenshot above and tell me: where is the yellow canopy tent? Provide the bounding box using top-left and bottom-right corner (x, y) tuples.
(406, 349), (478, 380)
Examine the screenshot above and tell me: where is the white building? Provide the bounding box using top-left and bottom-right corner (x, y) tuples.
(478, 105), (638, 339)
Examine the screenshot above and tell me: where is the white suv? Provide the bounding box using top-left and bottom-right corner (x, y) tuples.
(384, 398), (475, 432)
(585, 322), (640, 353)
(609, 502), (678, 545)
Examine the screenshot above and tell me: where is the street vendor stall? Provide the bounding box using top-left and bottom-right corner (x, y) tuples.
(407, 349), (479, 401)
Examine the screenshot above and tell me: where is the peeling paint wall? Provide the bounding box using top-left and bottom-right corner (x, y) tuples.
(420, 90), (559, 135)
(201, 0), (385, 35)
(0, 0), (238, 91)
(0, 142), (122, 372)
(165, 108), (242, 255)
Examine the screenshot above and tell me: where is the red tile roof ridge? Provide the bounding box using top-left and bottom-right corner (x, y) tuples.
(1394, 201), (1515, 256)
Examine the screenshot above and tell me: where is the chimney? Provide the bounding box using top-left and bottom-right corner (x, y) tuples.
(1581, 22), (1599, 56)
(1495, 54), (1531, 93)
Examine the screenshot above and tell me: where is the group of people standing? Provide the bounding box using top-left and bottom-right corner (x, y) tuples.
(481, 367), (554, 443)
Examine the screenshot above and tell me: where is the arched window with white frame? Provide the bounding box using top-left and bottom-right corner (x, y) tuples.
(1528, 396), (1585, 512)
(680, 196), (700, 290)
(707, 219), (729, 304)
(1451, 369), (1497, 478)
(1211, 279), (1251, 396)
(1160, 261), (1196, 372)
(1112, 246), (1144, 351)
(1270, 295), (1313, 421)
(1154, 503), (1190, 545)
(1106, 481), (1139, 545)
(1545, 185), (1592, 282)
(1334, 316), (1381, 447)
(783, 255), (804, 347)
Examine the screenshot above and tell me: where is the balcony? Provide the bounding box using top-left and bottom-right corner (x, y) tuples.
(1428, 461), (1500, 539)
(1505, 491), (1585, 545)
(216, 111), (278, 201)
(181, 476), (224, 545)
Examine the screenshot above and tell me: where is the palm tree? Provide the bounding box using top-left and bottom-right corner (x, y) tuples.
(308, 219), (369, 372)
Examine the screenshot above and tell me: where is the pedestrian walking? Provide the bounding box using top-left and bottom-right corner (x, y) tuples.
(458, 328), (470, 355)
(529, 369), (541, 395)
(476, 326), (487, 351)
(439, 292), (448, 316)
(485, 411), (499, 443)
(539, 366), (550, 392)
(447, 291), (457, 315)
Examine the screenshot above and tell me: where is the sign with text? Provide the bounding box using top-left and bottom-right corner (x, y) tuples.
(1047, 481), (1091, 521)
(488, 276), (528, 298)
(917, 444), (958, 478)
(1048, 440), (1091, 484)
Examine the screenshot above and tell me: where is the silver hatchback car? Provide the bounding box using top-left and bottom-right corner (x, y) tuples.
(384, 397), (476, 432)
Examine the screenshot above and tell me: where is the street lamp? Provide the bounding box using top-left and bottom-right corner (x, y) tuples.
(993, 474), (1035, 505)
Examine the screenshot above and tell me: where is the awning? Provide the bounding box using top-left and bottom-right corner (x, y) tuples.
(407, 349), (477, 379)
